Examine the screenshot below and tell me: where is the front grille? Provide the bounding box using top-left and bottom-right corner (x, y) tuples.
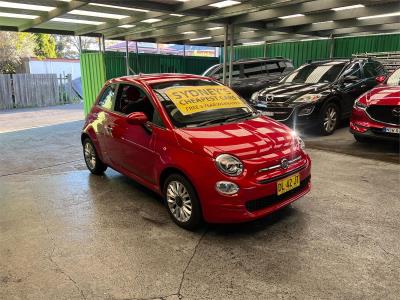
(366, 105), (400, 125)
(259, 106), (293, 121)
(245, 176), (310, 213)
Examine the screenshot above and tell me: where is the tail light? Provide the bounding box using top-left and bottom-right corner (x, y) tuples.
(375, 75), (386, 84)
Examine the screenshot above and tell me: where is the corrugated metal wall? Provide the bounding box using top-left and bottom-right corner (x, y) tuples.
(231, 34), (400, 67)
(81, 51), (219, 114)
(333, 34), (400, 58)
(80, 52), (106, 115)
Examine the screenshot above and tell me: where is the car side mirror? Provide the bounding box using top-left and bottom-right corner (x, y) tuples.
(126, 112), (148, 125)
(342, 75), (359, 84)
(375, 75), (386, 84)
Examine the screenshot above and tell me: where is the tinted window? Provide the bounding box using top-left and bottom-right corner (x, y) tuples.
(281, 62), (346, 84)
(114, 84), (163, 126)
(266, 62), (280, 74)
(342, 63), (362, 79)
(98, 84), (116, 110)
(364, 61), (386, 77)
(244, 62), (265, 77)
(212, 64), (241, 79)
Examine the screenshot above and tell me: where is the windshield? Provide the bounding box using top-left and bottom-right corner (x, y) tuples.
(387, 68), (400, 86)
(280, 62), (346, 84)
(152, 79), (254, 128)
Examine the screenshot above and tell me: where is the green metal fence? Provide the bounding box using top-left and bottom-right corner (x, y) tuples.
(228, 33), (400, 67)
(81, 51), (219, 115)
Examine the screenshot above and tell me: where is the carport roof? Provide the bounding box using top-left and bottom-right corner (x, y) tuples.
(0, 0), (399, 46)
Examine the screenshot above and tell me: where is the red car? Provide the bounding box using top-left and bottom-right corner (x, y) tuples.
(81, 74), (311, 229)
(351, 68), (400, 142)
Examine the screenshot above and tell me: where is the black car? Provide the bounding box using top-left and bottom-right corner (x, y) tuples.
(250, 58), (387, 135)
(202, 57), (294, 100)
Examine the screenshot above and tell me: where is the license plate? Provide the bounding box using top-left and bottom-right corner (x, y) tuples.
(263, 111), (274, 117)
(383, 127), (400, 134)
(277, 173), (300, 196)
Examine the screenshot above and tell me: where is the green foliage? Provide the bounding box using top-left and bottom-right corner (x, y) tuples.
(0, 32), (35, 73)
(34, 33), (57, 58)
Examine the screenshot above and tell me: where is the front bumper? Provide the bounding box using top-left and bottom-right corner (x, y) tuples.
(350, 107), (400, 142)
(197, 155), (312, 223)
(254, 103), (320, 128)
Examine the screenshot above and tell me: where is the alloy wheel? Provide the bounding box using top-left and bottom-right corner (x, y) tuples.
(84, 142), (96, 170)
(323, 106), (337, 133)
(166, 181), (192, 223)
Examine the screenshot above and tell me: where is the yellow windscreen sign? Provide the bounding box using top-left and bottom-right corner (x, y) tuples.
(165, 85), (246, 115)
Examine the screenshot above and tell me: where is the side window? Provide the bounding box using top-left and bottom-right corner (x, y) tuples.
(212, 65), (240, 79)
(114, 84), (164, 127)
(98, 84), (116, 110)
(244, 62), (266, 77)
(266, 62), (281, 74)
(343, 63), (363, 79)
(363, 62), (379, 78)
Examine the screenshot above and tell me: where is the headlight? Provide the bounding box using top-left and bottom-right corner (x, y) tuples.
(292, 131), (305, 150)
(215, 154), (243, 176)
(293, 94), (322, 103)
(354, 99), (367, 109)
(298, 136), (305, 150)
(251, 91), (259, 102)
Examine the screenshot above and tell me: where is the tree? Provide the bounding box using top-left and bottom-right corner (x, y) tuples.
(55, 35), (99, 58)
(34, 33), (57, 58)
(0, 32), (35, 73)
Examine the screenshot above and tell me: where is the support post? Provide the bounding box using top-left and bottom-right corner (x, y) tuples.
(222, 24), (228, 85)
(125, 40), (129, 76)
(98, 37), (102, 52)
(102, 35), (106, 53)
(228, 24), (235, 87)
(329, 34), (335, 59)
(78, 36), (82, 53)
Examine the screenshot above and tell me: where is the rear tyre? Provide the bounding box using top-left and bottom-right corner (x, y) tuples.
(319, 102), (339, 135)
(83, 138), (107, 175)
(163, 174), (202, 230)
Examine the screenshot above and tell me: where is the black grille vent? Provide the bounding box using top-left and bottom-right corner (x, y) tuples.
(245, 176), (310, 213)
(367, 105), (400, 125)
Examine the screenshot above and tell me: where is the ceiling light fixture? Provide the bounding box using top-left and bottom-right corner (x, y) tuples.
(279, 14), (305, 19)
(118, 25), (135, 28)
(0, 1), (54, 11)
(332, 4), (364, 11)
(52, 17), (104, 25)
(357, 12), (400, 20)
(209, 1), (241, 8)
(89, 3), (149, 13)
(170, 13), (184, 17)
(190, 36), (212, 41)
(242, 41), (264, 46)
(141, 18), (162, 23)
(69, 9), (129, 19)
(206, 26), (223, 30)
(312, 20), (334, 25)
(0, 12), (37, 19)
(182, 31), (196, 34)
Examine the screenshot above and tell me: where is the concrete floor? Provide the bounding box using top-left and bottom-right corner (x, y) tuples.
(1, 109), (399, 299)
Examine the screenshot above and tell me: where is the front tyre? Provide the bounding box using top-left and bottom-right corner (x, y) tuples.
(319, 102), (339, 135)
(83, 138), (107, 175)
(163, 174), (202, 230)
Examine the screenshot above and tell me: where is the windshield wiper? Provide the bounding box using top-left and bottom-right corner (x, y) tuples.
(194, 112), (255, 127)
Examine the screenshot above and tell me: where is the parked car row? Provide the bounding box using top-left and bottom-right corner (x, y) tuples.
(205, 57), (399, 141)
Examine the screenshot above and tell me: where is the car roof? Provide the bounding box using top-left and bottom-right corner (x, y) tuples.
(108, 73), (211, 85)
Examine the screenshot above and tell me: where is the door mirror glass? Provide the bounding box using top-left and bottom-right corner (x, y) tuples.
(127, 112), (148, 125)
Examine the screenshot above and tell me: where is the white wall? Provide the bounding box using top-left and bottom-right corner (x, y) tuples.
(28, 59), (81, 80)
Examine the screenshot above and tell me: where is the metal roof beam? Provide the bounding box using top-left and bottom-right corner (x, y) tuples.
(75, 0), (222, 36)
(16, 1), (87, 32)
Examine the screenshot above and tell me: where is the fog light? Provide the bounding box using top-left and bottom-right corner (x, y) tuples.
(215, 181), (239, 195)
(298, 106), (315, 116)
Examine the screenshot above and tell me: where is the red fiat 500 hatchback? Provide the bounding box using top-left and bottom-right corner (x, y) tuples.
(82, 74), (311, 229)
(351, 68), (400, 142)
